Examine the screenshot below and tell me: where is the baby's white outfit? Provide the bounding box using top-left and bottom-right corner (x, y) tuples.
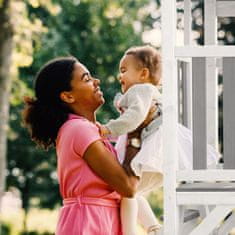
(110, 83), (219, 235)
(110, 84), (219, 192)
(106, 83), (162, 137)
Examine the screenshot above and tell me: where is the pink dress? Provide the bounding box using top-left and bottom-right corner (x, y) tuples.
(56, 114), (122, 235)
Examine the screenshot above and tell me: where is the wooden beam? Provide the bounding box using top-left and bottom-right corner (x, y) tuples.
(175, 46), (235, 57)
(192, 58), (207, 169)
(223, 58), (235, 169)
(189, 206), (234, 235)
(177, 169), (235, 181)
(217, 1), (235, 17)
(177, 192), (235, 205)
(162, 0), (179, 234)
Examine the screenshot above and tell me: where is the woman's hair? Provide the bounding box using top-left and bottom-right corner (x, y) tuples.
(125, 45), (162, 86)
(23, 57), (78, 150)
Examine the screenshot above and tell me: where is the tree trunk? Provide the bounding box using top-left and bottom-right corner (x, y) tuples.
(0, 0), (13, 205)
(23, 208), (29, 233)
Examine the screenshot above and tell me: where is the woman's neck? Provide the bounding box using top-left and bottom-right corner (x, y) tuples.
(71, 106), (96, 123)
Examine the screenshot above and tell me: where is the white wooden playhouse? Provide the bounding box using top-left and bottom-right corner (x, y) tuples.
(162, 0), (235, 234)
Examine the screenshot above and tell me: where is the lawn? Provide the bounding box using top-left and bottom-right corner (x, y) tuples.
(1, 190), (163, 235)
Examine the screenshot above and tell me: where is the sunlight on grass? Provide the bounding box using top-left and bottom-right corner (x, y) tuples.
(1, 190), (163, 235)
(26, 209), (58, 233)
(1, 209), (24, 235)
(2, 208), (149, 235)
(2, 208), (58, 235)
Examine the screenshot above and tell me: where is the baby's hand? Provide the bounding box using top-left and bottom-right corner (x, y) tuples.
(99, 125), (111, 137)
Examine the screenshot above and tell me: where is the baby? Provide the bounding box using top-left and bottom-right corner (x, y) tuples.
(100, 45), (219, 235)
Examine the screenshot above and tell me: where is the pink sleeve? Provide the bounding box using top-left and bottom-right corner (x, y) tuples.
(70, 120), (102, 157)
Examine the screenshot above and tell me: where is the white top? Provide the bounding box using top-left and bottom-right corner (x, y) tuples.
(105, 83), (162, 137)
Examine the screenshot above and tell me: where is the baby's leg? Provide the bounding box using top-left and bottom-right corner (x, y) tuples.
(137, 196), (162, 234)
(120, 197), (138, 235)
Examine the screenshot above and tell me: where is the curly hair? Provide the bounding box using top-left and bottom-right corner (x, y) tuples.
(125, 45), (162, 86)
(22, 57), (78, 150)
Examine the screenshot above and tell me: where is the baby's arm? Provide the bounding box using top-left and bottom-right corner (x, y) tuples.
(106, 85), (155, 137)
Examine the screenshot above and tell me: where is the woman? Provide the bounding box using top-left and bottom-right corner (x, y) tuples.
(23, 57), (147, 235)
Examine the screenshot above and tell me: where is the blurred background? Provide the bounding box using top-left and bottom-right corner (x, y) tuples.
(0, 0), (235, 234)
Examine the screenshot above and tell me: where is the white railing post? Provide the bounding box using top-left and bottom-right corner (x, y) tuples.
(205, 0), (218, 150)
(182, 0), (192, 129)
(162, 0), (179, 234)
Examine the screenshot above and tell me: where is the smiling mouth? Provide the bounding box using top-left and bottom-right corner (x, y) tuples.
(95, 88), (103, 95)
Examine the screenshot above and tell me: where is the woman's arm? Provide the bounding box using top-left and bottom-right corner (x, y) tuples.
(83, 140), (139, 198)
(83, 103), (157, 198)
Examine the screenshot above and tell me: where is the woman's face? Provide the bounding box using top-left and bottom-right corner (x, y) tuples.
(64, 62), (104, 109)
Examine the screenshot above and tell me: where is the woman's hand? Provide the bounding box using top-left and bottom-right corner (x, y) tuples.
(98, 124), (111, 137)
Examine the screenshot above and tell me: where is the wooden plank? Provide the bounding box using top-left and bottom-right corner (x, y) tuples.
(177, 192), (235, 205)
(177, 182), (235, 192)
(178, 61), (183, 123)
(205, 0), (218, 149)
(217, 211), (235, 235)
(217, 1), (235, 17)
(189, 206), (234, 235)
(223, 58), (235, 169)
(206, 57), (218, 149)
(192, 58), (207, 169)
(205, 0), (217, 45)
(162, 0), (180, 234)
(182, 62), (192, 128)
(175, 46), (235, 57)
(162, 0), (179, 234)
(184, 0), (192, 45)
(177, 169), (235, 181)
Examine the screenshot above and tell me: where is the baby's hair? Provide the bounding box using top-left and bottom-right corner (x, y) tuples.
(125, 45), (162, 86)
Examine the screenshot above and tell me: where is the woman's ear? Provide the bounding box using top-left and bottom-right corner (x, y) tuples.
(60, 91), (75, 104)
(141, 68), (150, 81)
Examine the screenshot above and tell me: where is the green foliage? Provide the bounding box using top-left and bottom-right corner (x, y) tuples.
(22, 0), (153, 122)
(7, 103), (60, 210)
(7, 0), (235, 227)
(148, 190), (163, 219)
(0, 223), (11, 235)
(20, 231), (54, 235)
(7, 0), (161, 218)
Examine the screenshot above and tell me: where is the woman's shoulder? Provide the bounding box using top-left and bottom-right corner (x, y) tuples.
(58, 114), (99, 138)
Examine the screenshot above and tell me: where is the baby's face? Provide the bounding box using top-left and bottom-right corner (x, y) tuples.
(118, 54), (143, 93)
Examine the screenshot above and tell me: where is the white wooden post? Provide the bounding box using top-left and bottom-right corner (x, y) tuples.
(162, 0), (179, 234)
(192, 58), (207, 169)
(223, 58), (235, 169)
(184, 0), (192, 45)
(183, 0), (192, 129)
(205, 0), (218, 150)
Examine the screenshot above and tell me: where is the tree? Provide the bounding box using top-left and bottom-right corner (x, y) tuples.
(0, 0), (59, 231)
(0, 0), (14, 207)
(6, 0), (161, 231)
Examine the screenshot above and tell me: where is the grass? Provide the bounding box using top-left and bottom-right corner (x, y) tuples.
(1, 208), (58, 235)
(1, 190), (163, 235)
(2, 208), (150, 235)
